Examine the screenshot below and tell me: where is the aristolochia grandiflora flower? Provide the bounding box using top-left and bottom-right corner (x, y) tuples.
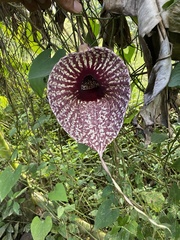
(47, 47), (130, 157)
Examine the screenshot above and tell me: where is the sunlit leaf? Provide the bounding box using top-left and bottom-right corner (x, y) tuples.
(0, 131), (11, 160)
(57, 206), (65, 219)
(123, 44), (135, 63)
(0, 96), (8, 110)
(31, 216), (52, 240)
(124, 109), (138, 124)
(48, 183), (68, 202)
(141, 191), (165, 212)
(64, 204), (76, 212)
(89, 19), (100, 37)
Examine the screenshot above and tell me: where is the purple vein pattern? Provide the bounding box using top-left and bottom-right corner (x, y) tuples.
(47, 47), (130, 155)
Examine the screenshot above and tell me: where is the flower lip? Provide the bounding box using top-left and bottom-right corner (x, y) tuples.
(48, 46), (130, 154)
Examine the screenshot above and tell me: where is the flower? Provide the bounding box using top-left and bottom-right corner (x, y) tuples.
(47, 47), (130, 155)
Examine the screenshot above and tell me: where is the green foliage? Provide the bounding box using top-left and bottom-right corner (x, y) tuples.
(28, 49), (66, 97)
(0, 1), (179, 239)
(77, 143), (89, 153)
(140, 191), (165, 212)
(162, 0), (179, 10)
(122, 44), (136, 63)
(168, 62), (180, 88)
(48, 183), (68, 202)
(151, 131), (168, 143)
(0, 165), (22, 202)
(94, 198), (119, 229)
(31, 216), (53, 240)
(0, 130), (11, 160)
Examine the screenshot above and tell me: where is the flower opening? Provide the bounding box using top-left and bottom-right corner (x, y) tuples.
(77, 72), (105, 101)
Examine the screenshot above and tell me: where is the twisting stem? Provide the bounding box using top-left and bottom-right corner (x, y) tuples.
(99, 152), (171, 233)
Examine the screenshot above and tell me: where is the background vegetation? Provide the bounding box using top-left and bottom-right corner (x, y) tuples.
(0, 0), (180, 239)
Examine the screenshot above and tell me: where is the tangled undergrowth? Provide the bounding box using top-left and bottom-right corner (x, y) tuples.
(0, 0), (180, 239)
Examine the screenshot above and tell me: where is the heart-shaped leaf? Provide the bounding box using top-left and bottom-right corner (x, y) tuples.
(31, 216), (52, 240)
(48, 183), (68, 202)
(29, 49), (66, 97)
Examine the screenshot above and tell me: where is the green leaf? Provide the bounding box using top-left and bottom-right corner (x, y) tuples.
(0, 96), (8, 110)
(77, 143), (88, 153)
(0, 130), (11, 160)
(102, 185), (114, 199)
(123, 44), (135, 63)
(32, 115), (50, 130)
(31, 216), (52, 240)
(162, 0), (176, 10)
(118, 216), (129, 226)
(124, 109), (139, 124)
(64, 204), (75, 212)
(12, 201), (20, 215)
(168, 62), (180, 88)
(151, 132), (168, 143)
(141, 191), (165, 212)
(84, 19), (99, 47)
(57, 206), (65, 219)
(28, 49), (66, 97)
(28, 49), (66, 79)
(125, 219), (138, 236)
(94, 199), (119, 229)
(29, 76), (47, 98)
(172, 158), (180, 172)
(0, 223), (9, 238)
(0, 165), (22, 202)
(89, 19), (100, 37)
(168, 183), (180, 205)
(48, 183), (68, 202)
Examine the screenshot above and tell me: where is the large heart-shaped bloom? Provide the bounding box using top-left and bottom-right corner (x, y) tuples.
(47, 47), (130, 155)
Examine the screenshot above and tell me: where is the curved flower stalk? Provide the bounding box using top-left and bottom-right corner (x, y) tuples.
(47, 46), (171, 232)
(47, 47), (130, 155)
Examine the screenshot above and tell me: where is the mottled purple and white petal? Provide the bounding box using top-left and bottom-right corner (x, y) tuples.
(47, 47), (130, 155)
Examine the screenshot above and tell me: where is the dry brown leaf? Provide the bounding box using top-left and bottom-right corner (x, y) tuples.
(144, 36), (172, 105)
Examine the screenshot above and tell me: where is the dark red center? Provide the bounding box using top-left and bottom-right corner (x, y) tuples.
(78, 74), (105, 101)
